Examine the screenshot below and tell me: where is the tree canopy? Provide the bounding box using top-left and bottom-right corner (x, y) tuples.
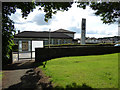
(77, 2), (120, 24)
(2, 2), (120, 64)
(2, 2), (73, 64)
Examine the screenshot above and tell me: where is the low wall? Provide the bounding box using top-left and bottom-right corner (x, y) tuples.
(35, 46), (120, 62)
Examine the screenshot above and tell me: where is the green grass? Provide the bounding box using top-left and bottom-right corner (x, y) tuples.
(39, 53), (118, 88)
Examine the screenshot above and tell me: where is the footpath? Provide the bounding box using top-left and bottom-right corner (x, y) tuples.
(2, 60), (52, 90)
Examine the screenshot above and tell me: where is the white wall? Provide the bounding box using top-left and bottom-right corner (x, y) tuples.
(32, 41), (43, 51)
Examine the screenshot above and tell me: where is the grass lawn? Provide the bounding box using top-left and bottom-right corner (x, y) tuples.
(39, 53), (118, 88)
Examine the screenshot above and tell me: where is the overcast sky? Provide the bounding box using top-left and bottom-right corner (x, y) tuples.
(9, 3), (118, 39)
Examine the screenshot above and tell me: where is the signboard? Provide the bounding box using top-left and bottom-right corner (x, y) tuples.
(32, 41), (43, 51)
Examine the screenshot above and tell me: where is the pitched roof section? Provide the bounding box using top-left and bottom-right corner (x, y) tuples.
(14, 31), (73, 39)
(53, 29), (76, 33)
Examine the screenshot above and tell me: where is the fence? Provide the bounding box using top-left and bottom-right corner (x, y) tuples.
(35, 46), (120, 62)
(12, 51), (35, 63)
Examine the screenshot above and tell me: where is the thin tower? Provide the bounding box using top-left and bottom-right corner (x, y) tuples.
(81, 18), (86, 45)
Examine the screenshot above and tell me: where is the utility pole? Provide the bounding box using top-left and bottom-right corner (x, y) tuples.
(49, 29), (51, 48)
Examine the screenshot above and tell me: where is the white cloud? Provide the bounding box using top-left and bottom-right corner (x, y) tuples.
(9, 3), (118, 38)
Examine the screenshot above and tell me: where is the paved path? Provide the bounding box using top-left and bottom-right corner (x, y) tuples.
(2, 60), (36, 89)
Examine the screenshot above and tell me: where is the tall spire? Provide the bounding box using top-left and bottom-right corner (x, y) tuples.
(81, 18), (86, 45)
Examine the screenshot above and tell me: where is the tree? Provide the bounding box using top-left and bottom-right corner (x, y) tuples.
(2, 2), (73, 64)
(77, 2), (120, 24)
(2, 2), (120, 64)
(2, 2), (36, 64)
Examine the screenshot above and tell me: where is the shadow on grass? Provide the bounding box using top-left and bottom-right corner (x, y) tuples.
(2, 67), (98, 90)
(2, 67), (118, 90)
(53, 83), (96, 90)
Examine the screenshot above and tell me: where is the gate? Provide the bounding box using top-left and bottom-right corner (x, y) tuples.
(13, 40), (43, 62)
(18, 51), (35, 60)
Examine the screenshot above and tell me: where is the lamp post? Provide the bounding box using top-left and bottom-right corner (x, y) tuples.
(118, 17), (120, 36)
(49, 29), (51, 48)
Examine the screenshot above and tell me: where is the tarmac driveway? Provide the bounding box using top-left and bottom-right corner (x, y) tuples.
(2, 60), (37, 89)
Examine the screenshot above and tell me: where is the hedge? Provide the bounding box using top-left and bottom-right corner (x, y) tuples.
(35, 46), (120, 62)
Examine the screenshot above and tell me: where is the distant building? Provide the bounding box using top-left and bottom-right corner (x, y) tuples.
(98, 36), (120, 43)
(86, 37), (99, 44)
(84, 36), (120, 44)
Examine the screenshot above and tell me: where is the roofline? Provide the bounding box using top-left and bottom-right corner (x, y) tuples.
(53, 32), (76, 33)
(53, 29), (76, 33)
(15, 31), (76, 35)
(14, 36), (73, 39)
(14, 30), (75, 39)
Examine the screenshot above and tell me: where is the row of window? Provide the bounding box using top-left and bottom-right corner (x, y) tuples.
(44, 39), (72, 45)
(15, 39), (73, 51)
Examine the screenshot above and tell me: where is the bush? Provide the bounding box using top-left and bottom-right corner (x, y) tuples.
(12, 45), (18, 52)
(44, 43), (115, 48)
